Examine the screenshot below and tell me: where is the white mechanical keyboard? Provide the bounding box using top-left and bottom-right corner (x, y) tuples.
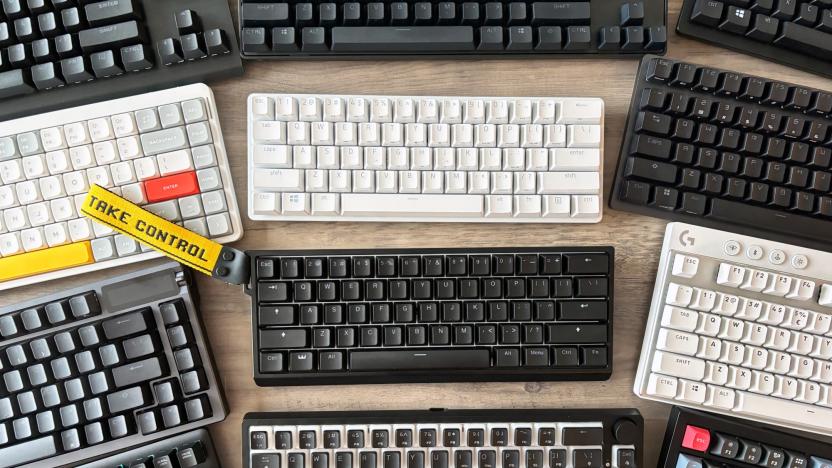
(635, 222), (832, 437)
(0, 84), (242, 291)
(247, 94), (604, 223)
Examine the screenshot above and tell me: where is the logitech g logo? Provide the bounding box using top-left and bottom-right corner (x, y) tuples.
(680, 230), (695, 247)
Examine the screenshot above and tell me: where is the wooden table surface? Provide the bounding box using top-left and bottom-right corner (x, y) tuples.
(5, 0), (832, 465)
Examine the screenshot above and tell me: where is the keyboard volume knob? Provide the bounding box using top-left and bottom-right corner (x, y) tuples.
(613, 419), (638, 444)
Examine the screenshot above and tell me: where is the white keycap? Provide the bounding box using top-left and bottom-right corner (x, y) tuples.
(206, 213), (232, 237)
(418, 99), (439, 123)
(657, 329), (699, 355)
(441, 100), (461, 124)
(677, 379), (707, 404)
(651, 351), (705, 380)
(666, 283), (693, 307)
(116, 136), (142, 159)
(559, 100), (603, 124)
(132, 158), (156, 182)
(254, 169), (303, 191)
(764, 275), (793, 297)
(0, 233), (22, 256)
(68, 218), (93, 241)
(341, 194), (482, 218)
(22, 155), (47, 179)
(311, 193), (339, 215)
(371, 98), (392, 123)
(64, 122), (90, 146)
(44, 223), (69, 247)
(820, 285), (832, 307)
(542, 195), (570, 217)
(786, 280), (815, 301)
(537, 172), (600, 194)
(550, 148), (600, 171)
(311, 122), (334, 146)
(690, 289), (717, 311)
(571, 195), (599, 218)
(254, 121), (286, 144)
(276, 97), (298, 121)
(647, 373), (678, 398)
(252, 192), (278, 215)
(717, 263), (746, 287)
(20, 228), (45, 251)
(566, 125), (601, 147)
(735, 391), (832, 431)
(706, 386), (736, 409)
(513, 195), (541, 217)
(741, 270), (769, 292)
(299, 97), (321, 122)
(661, 306), (699, 332)
(672, 254), (699, 278)
(88, 118), (113, 142)
(40, 127), (66, 151)
(0, 160), (23, 184)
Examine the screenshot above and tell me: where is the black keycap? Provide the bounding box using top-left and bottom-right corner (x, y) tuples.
(582, 347), (608, 366)
(175, 9), (200, 34)
(86, 0), (139, 27)
(553, 347), (579, 366)
(564, 254), (608, 274)
(260, 329), (307, 348)
(531, 3), (591, 25)
(331, 26), (474, 53)
(349, 349), (490, 370)
(524, 348), (548, 366)
(559, 301), (607, 320)
(625, 156), (677, 184)
(181, 33), (207, 60)
(774, 22), (832, 58)
(548, 324), (607, 343)
(79, 21), (144, 53)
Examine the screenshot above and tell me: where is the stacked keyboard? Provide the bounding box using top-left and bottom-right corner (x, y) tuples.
(635, 222), (832, 438)
(0, 0), (242, 121)
(0, 84), (243, 291)
(611, 56), (832, 250)
(248, 94), (604, 223)
(659, 407), (832, 468)
(243, 409), (643, 468)
(77, 429), (220, 468)
(249, 247), (614, 385)
(677, 0), (832, 78)
(0, 263), (226, 467)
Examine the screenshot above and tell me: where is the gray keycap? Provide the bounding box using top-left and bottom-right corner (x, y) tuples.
(18, 391), (37, 414)
(154, 381), (175, 404)
(54, 332), (76, 353)
(62, 428), (81, 451)
(60, 404), (79, 427)
(178, 195), (203, 219)
(20, 308), (42, 331)
(69, 293), (99, 318)
(75, 351), (96, 374)
(112, 357), (162, 388)
(138, 410), (157, 434)
(206, 212), (232, 237)
(91, 237), (116, 261)
(85, 422), (105, 445)
(6, 345), (27, 366)
(184, 397), (206, 421)
(109, 415), (129, 438)
(0, 398), (13, 420)
(45, 302), (67, 324)
(201, 190), (226, 215)
(122, 334), (155, 359)
(140, 127), (188, 155)
(145, 200), (181, 221)
(0, 316), (17, 337)
(51, 357), (72, 379)
(13, 417), (31, 439)
(186, 121), (212, 146)
(182, 99), (207, 123)
(78, 325), (100, 347)
(3, 370), (23, 392)
(179, 447), (199, 468)
(89, 371), (109, 395)
(192, 144), (216, 168)
(65, 378), (85, 401)
(84, 398), (103, 420)
(36, 411), (55, 433)
(27, 364), (47, 386)
(196, 167), (221, 191)
(41, 385), (61, 408)
(174, 348), (196, 371)
(99, 344), (119, 367)
(30, 338), (51, 360)
(16, 132), (42, 156)
(108, 386), (146, 414)
(183, 218), (209, 237)
(0, 137), (18, 160)
(158, 104), (183, 128)
(114, 234), (139, 256)
(0, 423), (7, 445)
(135, 108), (161, 132)
(161, 404), (181, 428)
(181, 369), (204, 394)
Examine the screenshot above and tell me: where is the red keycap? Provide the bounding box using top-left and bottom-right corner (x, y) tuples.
(681, 425), (710, 452)
(144, 171), (200, 203)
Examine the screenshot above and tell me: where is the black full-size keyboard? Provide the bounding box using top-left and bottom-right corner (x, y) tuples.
(244, 409), (644, 468)
(0, 263), (226, 467)
(676, 0), (832, 78)
(247, 247), (615, 386)
(610, 55), (832, 251)
(77, 429), (220, 468)
(238, 1), (667, 58)
(0, 0), (242, 121)
(659, 407), (832, 468)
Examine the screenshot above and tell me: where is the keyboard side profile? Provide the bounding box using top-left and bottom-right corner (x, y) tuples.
(0, 0), (243, 121)
(238, 1), (667, 58)
(634, 222), (832, 438)
(0, 83), (243, 291)
(610, 55), (832, 251)
(248, 94), (604, 223)
(676, 0), (832, 79)
(243, 408), (643, 468)
(658, 407), (832, 468)
(0, 263), (226, 467)
(248, 247), (614, 386)
(76, 428), (220, 468)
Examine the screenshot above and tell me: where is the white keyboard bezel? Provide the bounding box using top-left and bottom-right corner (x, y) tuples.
(246, 93), (604, 224)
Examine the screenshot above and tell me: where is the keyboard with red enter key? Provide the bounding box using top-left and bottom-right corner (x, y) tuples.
(0, 84), (243, 291)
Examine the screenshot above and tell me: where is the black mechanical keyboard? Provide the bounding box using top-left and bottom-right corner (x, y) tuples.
(0, 263), (226, 467)
(238, 1), (667, 58)
(610, 55), (832, 251)
(676, 0), (832, 79)
(659, 407), (832, 468)
(247, 247), (615, 386)
(243, 409), (643, 468)
(0, 0), (242, 121)
(77, 429), (220, 468)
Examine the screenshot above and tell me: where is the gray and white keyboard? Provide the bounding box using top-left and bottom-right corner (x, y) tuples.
(247, 94), (604, 223)
(0, 84), (243, 291)
(635, 222), (832, 438)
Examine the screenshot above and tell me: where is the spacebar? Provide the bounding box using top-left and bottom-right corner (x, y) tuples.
(341, 194), (483, 217)
(0, 436), (57, 466)
(708, 199), (832, 243)
(735, 392), (832, 432)
(350, 350), (491, 370)
(331, 27), (475, 52)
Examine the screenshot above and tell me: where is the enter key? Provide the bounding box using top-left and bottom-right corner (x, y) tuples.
(558, 301), (608, 321)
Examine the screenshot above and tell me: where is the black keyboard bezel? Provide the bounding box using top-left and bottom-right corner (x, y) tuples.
(676, 0), (832, 79)
(659, 407), (832, 468)
(246, 247), (615, 386)
(609, 54), (832, 252)
(243, 408), (644, 468)
(77, 429), (220, 468)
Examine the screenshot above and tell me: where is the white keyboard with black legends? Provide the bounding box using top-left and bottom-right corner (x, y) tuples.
(247, 94), (604, 223)
(634, 222), (832, 438)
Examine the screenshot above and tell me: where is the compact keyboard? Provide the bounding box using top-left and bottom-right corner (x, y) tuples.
(0, 0), (242, 121)
(0, 263), (226, 467)
(659, 407), (832, 468)
(635, 222), (832, 438)
(238, 0), (667, 57)
(611, 56), (832, 251)
(677, 0), (832, 78)
(0, 84), (243, 291)
(248, 94), (604, 223)
(248, 247), (614, 386)
(77, 429), (220, 468)
(243, 409), (643, 468)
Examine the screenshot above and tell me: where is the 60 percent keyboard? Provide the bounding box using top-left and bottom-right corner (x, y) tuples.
(248, 94), (604, 223)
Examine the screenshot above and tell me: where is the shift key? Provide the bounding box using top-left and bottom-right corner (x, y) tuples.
(79, 21), (146, 53)
(113, 357), (163, 387)
(260, 329), (307, 349)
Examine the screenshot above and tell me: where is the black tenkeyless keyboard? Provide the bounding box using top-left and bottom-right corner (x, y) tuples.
(676, 0), (832, 78)
(610, 55), (832, 251)
(0, 0), (242, 121)
(248, 247), (615, 386)
(238, 1), (667, 58)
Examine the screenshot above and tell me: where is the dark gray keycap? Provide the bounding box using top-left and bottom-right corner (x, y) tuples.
(0, 398), (12, 420)
(102, 311), (146, 339)
(45, 302), (67, 324)
(30, 338), (51, 360)
(84, 398), (103, 420)
(3, 370), (23, 392)
(108, 414), (129, 438)
(86, 50), (121, 77)
(160, 301), (183, 325)
(112, 357), (162, 387)
(0, 315), (18, 337)
(60, 56), (94, 83)
(181, 369), (205, 394)
(21, 308), (42, 330)
(99, 344), (120, 366)
(174, 348), (196, 371)
(17, 391), (36, 414)
(107, 386), (146, 413)
(332, 26), (475, 52)
(121, 43), (153, 72)
(204, 28), (230, 55)
(181, 32), (206, 60)
(161, 404), (181, 428)
(88, 371), (109, 395)
(137, 410), (157, 434)
(241, 27), (269, 53)
(27, 363), (47, 386)
(75, 351), (96, 373)
(78, 325), (100, 347)
(7, 344), (27, 366)
(0, 69), (35, 99)
(184, 397), (207, 421)
(41, 385), (61, 408)
(78, 20), (143, 53)
(154, 381), (176, 404)
(54, 332), (76, 353)
(65, 378), (85, 401)
(84, 0), (138, 26)
(85, 421), (105, 445)
(60, 404), (79, 427)
(62, 428), (81, 451)
(36, 411), (55, 433)
(123, 334), (155, 359)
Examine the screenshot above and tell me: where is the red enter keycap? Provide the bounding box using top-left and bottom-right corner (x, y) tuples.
(144, 171), (200, 203)
(681, 425), (711, 452)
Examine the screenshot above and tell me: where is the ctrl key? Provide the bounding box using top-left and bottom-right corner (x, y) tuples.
(260, 352), (285, 373)
(253, 454), (280, 468)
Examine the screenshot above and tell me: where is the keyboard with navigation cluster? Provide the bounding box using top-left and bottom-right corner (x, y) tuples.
(243, 409), (643, 468)
(635, 222), (832, 438)
(611, 56), (832, 251)
(0, 263), (226, 467)
(238, 0), (667, 57)
(659, 407), (832, 468)
(676, 0), (832, 78)
(248, 93), (604, 222)
(248, 247), (614, 386)
(0, 84), (243, 291)
(0, 0), (242, 121)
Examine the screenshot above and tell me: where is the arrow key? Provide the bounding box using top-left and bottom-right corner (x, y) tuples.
(289, 351), (314, 371)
